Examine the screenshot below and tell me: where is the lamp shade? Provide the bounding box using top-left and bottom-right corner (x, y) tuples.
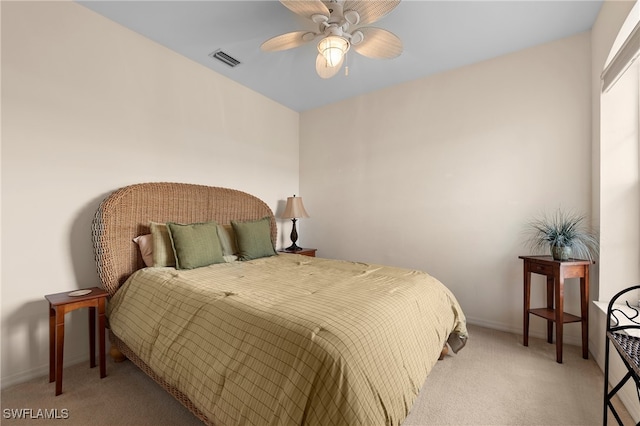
(281, 196), (310, 219)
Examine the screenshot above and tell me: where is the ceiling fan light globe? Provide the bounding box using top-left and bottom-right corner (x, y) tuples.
(317, 36), (350, 68)
(325, 48), (343, 67)
(315, 53), (344, 79)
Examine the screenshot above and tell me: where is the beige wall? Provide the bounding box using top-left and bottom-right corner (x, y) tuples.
(301, 32), (592, 338)
(1, 1), (299, 387)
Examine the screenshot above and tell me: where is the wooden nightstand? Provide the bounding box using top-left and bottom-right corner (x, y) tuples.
(45, 287), (108, 395)
(519, 255), (593, 363)
(278, 248), (317, 257)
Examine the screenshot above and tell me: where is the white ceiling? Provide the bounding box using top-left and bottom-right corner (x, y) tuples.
(77, 0), (603, 112)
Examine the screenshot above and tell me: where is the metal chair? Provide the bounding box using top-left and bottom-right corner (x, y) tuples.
(604, 285), (640, 425)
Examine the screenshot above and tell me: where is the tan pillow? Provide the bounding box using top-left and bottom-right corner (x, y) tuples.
(150, 222), (176, 267)
(217, 224), (238, 257)
(133, 234), (153, 267)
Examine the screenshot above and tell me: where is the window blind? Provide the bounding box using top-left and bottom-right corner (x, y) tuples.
(602, 19), (640, 93)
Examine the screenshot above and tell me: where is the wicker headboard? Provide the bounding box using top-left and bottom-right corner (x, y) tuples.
(92, 182), (277, 296)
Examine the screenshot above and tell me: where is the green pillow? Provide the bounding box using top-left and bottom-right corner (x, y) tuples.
(231, 217), (277, 261)
(166, 221), (225, 270)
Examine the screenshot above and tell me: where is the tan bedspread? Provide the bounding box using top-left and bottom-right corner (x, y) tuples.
(107, 254), (467, 426)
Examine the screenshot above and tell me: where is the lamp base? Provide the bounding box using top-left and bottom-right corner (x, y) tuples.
(286, 218), (303, 252)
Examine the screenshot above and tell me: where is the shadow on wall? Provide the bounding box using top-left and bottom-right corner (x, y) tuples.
(5, 299), (99, 385)
(274, 198), (288, 249)
(3, 190), (114, 386)
(5, 300), (50, 377)
(69, 190), (113, 290)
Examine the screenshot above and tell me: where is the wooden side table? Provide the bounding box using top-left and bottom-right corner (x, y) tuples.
(520, 255), (593, 363)
(278, 248), (317, 257)
(45, 287), (108, 395)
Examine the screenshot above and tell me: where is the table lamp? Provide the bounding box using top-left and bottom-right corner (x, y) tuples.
(281, 195), (310, 251)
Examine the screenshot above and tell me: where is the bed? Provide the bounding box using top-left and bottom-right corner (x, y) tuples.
(92, 182), (467, 426)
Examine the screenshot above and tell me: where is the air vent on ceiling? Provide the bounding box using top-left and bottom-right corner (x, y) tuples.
(209, 49), (241, 67)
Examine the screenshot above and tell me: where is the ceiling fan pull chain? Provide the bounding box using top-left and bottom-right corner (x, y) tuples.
(345, 52), (349, 76)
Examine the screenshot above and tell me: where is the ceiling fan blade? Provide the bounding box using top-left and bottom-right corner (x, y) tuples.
(316, 53), (344, 79)
(261, 31), (316, 52)
(279, 0), (330, 20)
(343, 0), (400, 25)
(352, 27), (402, 59)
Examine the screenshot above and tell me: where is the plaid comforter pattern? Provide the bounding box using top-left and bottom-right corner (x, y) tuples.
(107, 254), (467, 426)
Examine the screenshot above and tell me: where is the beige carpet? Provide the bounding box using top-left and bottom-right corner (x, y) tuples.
(1, 324), (632, 425)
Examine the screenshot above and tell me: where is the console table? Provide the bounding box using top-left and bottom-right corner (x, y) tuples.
(520, 255), (593, 363)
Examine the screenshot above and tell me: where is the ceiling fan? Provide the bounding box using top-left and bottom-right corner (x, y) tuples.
(261, 0), (403, 79)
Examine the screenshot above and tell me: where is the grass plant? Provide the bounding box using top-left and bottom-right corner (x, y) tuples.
(525, 209), (599, 261)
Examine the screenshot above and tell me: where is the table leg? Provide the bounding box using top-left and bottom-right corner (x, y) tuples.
(581, 269), (589, 359)
(89, 307), (96, 368)
(555, 275), (564, 363)
(546, 276), (554, 344)
(49, 306), (55, 383)
(523, 268), (530, 347)
(55, 308), (65, 395)
(98, 298), (106, 378)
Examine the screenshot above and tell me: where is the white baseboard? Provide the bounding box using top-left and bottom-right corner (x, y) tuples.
(1, 353), (89, 390)
(465, 316), (583, 347)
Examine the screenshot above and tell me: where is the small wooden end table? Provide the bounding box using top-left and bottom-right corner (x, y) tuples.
(278, 248), (317, 257)
(45, 287), (108, 395)
(520, 255), (593, 363)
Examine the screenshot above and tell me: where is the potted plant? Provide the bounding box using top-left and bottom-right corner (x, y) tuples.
(525, 209), (599, 261)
